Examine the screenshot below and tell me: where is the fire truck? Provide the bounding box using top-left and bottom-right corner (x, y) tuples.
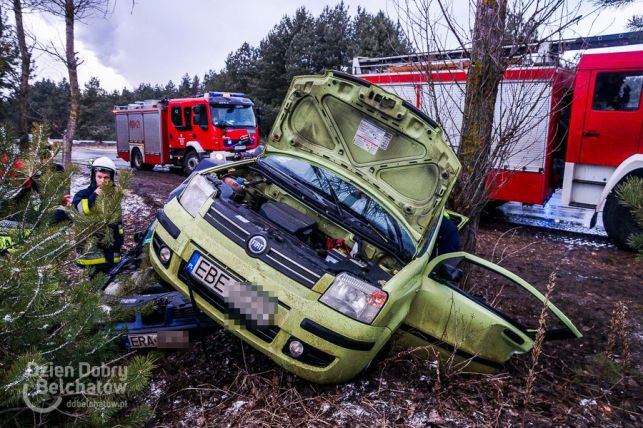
(352, 31), (643, 249)
(114, 92), (262, 174)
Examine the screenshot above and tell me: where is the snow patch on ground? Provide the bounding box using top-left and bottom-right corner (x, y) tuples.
(332, 402), (370, 421)
(225, 400), (247, 416)
(579, 398), (597, 407)
(408, 412), (429, 426)
(70, 174), (151, 219)
(122, 191), (152, 218)
(149, 379), (166, 400)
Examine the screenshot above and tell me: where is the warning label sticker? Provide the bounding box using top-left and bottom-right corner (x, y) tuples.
(352, 119), (393, 155)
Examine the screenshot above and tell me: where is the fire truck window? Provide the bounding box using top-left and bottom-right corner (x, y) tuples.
(182, 107), (192, 131)
(592, 71), (643, 111)
(171, 106), (183, 127)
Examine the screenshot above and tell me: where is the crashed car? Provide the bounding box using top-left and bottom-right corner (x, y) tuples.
(149, 71), (581, 383)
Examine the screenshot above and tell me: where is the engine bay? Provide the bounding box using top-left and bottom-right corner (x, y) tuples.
(200, 163), (405, 287)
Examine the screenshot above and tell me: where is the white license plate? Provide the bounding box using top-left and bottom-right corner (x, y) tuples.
(126, 331), (189, 349)
(233, 145), (247, 151)
(185, 251), (277, 326)
(186, 252), (236, 297)
(127, 333), (157, 348)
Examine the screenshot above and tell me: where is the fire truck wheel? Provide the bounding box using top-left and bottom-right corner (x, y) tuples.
(130, 148), (147, 170)
(603, 171), (643, 251)
(183, 150), (200, 175)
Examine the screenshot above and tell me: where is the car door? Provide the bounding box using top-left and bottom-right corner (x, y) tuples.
(397, 252), (581, 373)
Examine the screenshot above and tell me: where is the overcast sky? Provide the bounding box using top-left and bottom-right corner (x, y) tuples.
(22, 0), (641, 92)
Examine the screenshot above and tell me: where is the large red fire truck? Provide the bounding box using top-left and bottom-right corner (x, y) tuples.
(353, 31), (643, 248)
(114, 92), (262, 174)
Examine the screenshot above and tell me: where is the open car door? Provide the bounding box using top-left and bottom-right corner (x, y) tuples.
(395, 252), (581, 373)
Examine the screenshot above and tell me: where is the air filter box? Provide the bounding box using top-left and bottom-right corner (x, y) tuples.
(259, 201), (315, 238)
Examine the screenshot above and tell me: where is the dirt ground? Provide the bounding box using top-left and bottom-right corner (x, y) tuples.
(123, 169), (642, 427)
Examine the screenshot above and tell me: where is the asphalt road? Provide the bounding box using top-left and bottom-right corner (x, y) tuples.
(56, 145), (130, 170)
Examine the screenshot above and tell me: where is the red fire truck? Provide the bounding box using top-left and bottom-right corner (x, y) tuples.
(114, 92), (262, 174)
(352, 31), (643, 248)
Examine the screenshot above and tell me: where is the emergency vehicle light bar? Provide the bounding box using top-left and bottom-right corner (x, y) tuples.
(205, 92), (245, 98)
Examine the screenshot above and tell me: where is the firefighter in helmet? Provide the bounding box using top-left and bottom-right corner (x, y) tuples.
(70, 156), (124, 269)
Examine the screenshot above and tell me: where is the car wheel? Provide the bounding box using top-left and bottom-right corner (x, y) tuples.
(603, 171), (643, 251)
(183, 150), (200, 175)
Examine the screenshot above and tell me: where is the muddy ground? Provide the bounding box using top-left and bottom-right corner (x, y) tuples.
(121, 169), (641, 427)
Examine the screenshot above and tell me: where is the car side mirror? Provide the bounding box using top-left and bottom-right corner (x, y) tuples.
(254, 107), (262, 128)
(431, 261), (463, 284)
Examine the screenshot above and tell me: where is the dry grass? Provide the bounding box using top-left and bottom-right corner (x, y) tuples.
(607, 301), (631, 367)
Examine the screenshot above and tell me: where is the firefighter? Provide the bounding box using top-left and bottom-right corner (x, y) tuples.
(69, 156), (124, 269)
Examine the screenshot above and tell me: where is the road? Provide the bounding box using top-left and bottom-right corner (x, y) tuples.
(56, 144), (129, 169)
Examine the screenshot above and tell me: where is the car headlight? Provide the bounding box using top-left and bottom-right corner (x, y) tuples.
(178, 175), (216, 216)
(319, 273), (387, 324)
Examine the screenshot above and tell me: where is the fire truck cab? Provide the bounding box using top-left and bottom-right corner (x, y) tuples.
(114, 92), (261, 174)
(563, 51), (643, 247)
(352, 31), (643, 249)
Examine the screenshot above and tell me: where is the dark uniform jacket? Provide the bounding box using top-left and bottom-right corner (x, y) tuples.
(72, 183), (124, 266)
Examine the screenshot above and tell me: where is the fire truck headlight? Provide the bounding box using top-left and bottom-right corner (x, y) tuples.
(178, 175), (215, 217)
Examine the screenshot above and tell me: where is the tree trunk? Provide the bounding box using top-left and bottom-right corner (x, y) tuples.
(13, 0), (30, 150)
(452, 0), (508, 252)
(62, 0), (79, 169)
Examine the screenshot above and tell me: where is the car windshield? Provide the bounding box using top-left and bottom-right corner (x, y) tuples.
(210, 104), (256, 128)
(262, 155), (416, 259)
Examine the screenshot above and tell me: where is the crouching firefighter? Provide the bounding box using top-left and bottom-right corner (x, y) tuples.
(71, 157), (124, 271)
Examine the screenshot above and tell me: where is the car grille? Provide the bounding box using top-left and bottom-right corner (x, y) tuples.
(204, 204), (324, 288)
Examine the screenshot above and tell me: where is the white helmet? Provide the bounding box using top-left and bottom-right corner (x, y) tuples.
(91, 156), (116, 182)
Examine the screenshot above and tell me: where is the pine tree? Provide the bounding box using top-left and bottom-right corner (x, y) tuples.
(77, 77), (114, 141)
(351, 8), (411, 59)
(616, 176), (643, 254)
(311, 2), (352, 72)
(0, 124), (155, 425)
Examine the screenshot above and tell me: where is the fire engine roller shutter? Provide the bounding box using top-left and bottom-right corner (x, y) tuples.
(143, 112), (162, 156)
(420, 82), (466, 149)
(384, 80), (552, 173)
(115, 114), (130, 153)
(493, 81), (552, 173)
(128, 112), (144, 143)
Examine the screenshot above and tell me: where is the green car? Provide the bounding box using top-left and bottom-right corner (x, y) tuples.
(149, 71), (581, 383)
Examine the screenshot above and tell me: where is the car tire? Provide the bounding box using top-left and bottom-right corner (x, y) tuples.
(603, 171), (643, 251)
(183, 150), (200, 175)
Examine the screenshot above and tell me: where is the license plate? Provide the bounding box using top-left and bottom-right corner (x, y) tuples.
(185, 251), (277, 326)
(127, 333), (157, 348)
(126, 331), (190, 349)
(186, 252), (236, 297)
(233, 145), (247, 151)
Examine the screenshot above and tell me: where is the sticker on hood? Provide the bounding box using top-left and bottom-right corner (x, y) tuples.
(352, 119), (393, 155)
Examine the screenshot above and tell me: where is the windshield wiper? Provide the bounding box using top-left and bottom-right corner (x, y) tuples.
(348, 214), (390, 244)
(312, 167), (344, 220)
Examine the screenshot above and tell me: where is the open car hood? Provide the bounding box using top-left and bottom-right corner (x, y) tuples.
(265, 71), (461, 239)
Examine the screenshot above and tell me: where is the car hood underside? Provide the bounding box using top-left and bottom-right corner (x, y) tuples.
(266, 71), (461, 238)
